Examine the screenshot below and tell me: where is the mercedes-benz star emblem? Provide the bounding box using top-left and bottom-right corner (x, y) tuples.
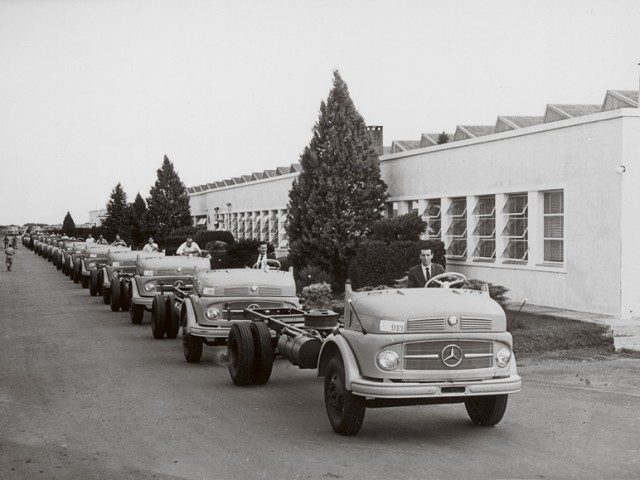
(441, 344), (463, 367)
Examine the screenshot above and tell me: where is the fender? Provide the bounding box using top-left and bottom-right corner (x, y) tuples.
(129, 276), (141, 299)
(183, 296), (197, 332)
(317, 333), (360, 391)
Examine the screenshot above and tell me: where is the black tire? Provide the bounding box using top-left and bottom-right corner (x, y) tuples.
(227, 321), (255, 386)
(250, 322), (274, 385)
(164, 297), (180, 339)
(324, 356), (366, 436)
(130, 304), (144, 324)
(110, 277), (121, 312)
(183, 329), (203, 363)
(103, 286), (111, 305)
(73, 263), (81, 284)
(96, 270), (104, 295)
(81, 274), (89, 289)
(464, 395), (508, 426)
(89, 270), (99, 296)
(120, 281), (130, 312)
(151, 295), (167, 339)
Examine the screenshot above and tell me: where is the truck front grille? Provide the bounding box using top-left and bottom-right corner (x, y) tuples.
(404, 340), (493, 370)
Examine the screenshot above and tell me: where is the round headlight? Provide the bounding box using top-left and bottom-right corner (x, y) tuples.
(88, 262), (96, 268)
(205, 306), (221, 320)
(496, 347), (512, 367)
(144, 282), (155, 292)
(376, 350), (400, 371)
(447, 315), (458, 326)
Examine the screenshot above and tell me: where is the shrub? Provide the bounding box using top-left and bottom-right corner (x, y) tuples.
(464, 279), (510, 309)
(160, 236), (187, 255)
(194, 230), (235, 247)
(276, 255), (293, 272)
(168, 225), (203, 238)
(349, 239), (446, 290)
(300, 282), (333, 309)
(296, 265), (331, 292)
(368, 213), (427, 242)
(223, 239), (275, 268)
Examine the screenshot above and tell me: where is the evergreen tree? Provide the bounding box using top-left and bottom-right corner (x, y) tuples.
(102, 183), (130, 241)
(61, 211), (76, 236)
(146, 155), (192, 239)
(129, 193), (148, 247)
(287, 71), (388, 287)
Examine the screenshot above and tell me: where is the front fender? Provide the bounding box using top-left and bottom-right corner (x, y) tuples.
(317, 333), (360, 390)
(183, 297), (197, 331)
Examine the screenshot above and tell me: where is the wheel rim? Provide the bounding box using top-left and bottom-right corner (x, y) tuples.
(326, 372), (344, 417)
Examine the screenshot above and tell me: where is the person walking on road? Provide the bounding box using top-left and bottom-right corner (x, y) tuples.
(5, 245), (16, 271)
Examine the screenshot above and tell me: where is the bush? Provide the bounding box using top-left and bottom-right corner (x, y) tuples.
(349, 239), (446, 290)
(296, 265), (331, 292)
(160, 236), (187, 255)
(276, 255), (293, 272)
(464, 279), (510, 309)
(223, 239), (275, 268)
(368, 213), (427, 242)
(194, 230), (235, 247)
(299, 282), (333, 309)
(168, 225), (203, 238)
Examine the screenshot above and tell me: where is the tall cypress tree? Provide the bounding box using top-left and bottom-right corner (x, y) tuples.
(129, 193), (148, 247)
(287, 71), (388, 287)
(102, 183), (129, 241)
(146, 155), (192, 239)
(61, 211), (76, 236)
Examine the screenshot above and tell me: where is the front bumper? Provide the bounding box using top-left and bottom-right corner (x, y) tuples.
(189, 324), (232, 341)
(350, 374), (521, 399)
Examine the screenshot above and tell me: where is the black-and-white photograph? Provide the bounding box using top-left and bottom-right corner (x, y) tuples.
(1, 1), (640, 479)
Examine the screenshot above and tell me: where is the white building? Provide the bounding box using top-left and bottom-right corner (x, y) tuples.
(188, 89), (640, 349)
(88, 209), (107, 227)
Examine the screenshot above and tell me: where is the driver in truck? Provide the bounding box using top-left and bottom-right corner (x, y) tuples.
(407, 247), (445, 288)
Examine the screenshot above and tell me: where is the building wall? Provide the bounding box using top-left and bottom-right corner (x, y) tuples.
(380, 110), (640, 317)
(188, 110), (640, 318)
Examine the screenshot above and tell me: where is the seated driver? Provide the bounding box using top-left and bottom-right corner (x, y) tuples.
(247, 242), (275, 269)
(176, 237), (201, 256)
(407, 246), (445, 288)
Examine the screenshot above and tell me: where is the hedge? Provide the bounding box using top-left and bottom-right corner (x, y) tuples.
(194, 230), (235, 247)
(349, 239), (446, 290)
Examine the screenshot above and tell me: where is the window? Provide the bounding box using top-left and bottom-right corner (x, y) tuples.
(445, 198), (467, 257)
(472, 196), (495, 260)
(421, 199), (441, 240)
(252, 213), (260, 239)
(279, 211), (289, 249)
(544, 190), (564, 263)
(409, 200), (419, 215)
(231, 214), (238, 238)
(501, 193), (528, 261)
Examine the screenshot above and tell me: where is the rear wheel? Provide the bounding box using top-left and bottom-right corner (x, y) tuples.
(227, 321), (255, 386)
(324, 356), (366, 436)
(183, 328), (203, 363)
(250, 322), (273, 385)
(110, 278), (121, 311)
(464, 395), (508, 426)
(151, 295), (167, 338)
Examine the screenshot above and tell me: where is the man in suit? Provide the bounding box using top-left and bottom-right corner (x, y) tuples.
(407, 247), (445, 288)
(247, 242), (275, 269)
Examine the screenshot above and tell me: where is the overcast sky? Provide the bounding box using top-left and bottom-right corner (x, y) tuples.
(1, 0), (639, 225)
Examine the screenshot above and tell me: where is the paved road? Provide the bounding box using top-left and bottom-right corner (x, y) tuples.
(1, 246), (640, 480)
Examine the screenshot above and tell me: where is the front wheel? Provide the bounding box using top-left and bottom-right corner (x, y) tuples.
(110, 278), (121, 312)
(183, 330), (203, 363)
(151, 295), (168, 338)
(130, 304), (144, 324)
(89, 270), (99, 296)
(464, 395), (508, 426)
(324, 356), (366, 436)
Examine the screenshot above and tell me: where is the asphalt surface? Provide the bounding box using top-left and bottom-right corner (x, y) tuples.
(1, 245), (640, 480)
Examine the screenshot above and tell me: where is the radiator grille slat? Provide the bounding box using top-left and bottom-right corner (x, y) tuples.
(404, 340), (493, 370)
(460, 316), (493, 331)
(407, 316), (445, 332)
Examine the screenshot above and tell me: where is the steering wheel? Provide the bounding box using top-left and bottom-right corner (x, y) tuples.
(425, 272), (467, 289)
(253, 259), (281, 270)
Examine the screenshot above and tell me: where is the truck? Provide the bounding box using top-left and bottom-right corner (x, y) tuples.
(224, 272), (521, 436)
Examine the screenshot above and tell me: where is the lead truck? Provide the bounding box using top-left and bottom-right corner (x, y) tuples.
(226, 272), (522, 436)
